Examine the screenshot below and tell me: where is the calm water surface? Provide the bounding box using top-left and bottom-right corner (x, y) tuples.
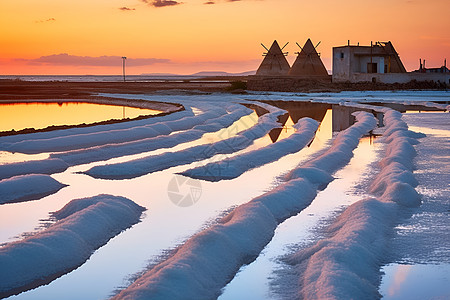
(0, 102), (161, 132)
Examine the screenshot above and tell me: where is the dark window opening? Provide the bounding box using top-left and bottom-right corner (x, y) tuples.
(384, 64), (388, 73)
(372, 77), (377, 83)
(340, 52), (344, 59)
(367, 63), (378, 73)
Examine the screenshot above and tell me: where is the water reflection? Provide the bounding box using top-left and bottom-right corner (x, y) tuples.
(0, 101), (383, 299)
(0, 102), (162, 132)
(264, 101), (374, 143)
(0, 151), (49, 165)
(0, 117), (332, 300)
(263, 101), (330, 143)
(380, 264), (450, 300)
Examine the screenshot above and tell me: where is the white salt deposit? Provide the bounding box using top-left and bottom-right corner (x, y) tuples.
(0, 159), (68, 181)
(112, 111), (377, 299)
(2, 109), (223, 154)
(0, 105), (251, 179)
(0, 194), (145, 298)
(85, 108), (285, 179)
(52, 105), (252, 166)
(181, 117), (319, 181)
(0, 108), (194, 145)
(286, 108), (423, 299)
(0, 174), (66, 205)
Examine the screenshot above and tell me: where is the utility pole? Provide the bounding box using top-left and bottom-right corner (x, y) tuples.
(122, 56), (127, 82)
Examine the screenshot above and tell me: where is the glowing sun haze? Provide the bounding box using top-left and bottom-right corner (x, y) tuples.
(1, 0), (449, 75)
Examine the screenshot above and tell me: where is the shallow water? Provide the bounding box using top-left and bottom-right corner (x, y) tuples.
(0, 102), (340, 299)
(0, 151), (49, 165)
(1, 94), (447, 299)
(219, 135), (379, 300)
(0, 110), (260, 243)
(1, 120), (331, 300)
(0, 102), (161, 132)
(380, 264), (450, 300)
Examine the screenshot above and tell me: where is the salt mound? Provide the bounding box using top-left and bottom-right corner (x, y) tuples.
(0, 194), (145, 298)
(0, 174), (66, 204)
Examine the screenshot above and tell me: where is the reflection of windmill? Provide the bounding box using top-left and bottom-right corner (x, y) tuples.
(289, 38), (328, 76)
(256, 40), (291, 76)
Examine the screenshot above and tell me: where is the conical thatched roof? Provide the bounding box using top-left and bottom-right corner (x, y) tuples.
(289, 39), (328, 76)
(256, 40), (290, 76)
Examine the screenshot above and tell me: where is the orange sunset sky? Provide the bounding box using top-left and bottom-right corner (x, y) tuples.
(1, 0), (449, 75)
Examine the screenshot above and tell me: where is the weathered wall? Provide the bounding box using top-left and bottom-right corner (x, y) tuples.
(332, 47), (351, 82)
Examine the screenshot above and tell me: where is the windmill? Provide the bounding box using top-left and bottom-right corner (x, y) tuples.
(288, 39), (328, 76)
(256, 40), (291, 76)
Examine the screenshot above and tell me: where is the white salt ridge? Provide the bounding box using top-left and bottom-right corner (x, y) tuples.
(287, 109), (423, 300)
(180, 118), (319, 181)
(0, 158), (69, 181)
(85, 109), (286, 180)
(0, 107), (193, 145)
(0, 174), (66, 205)
(112, 111), (377, 300)
(2, 106), (228, 154)
(286, 111), (379, 179)
(0, 106), (250, 180)
(0, 194), (145, 298)
(52, 105), (252, 166)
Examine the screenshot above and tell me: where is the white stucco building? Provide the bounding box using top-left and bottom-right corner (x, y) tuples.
(332, 41), (449, 84)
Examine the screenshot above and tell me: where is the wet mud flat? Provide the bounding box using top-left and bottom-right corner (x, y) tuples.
(0, 80), (233, 99)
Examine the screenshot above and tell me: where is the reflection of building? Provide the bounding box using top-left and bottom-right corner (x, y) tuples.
(332, 41), (450, 84)
(258, 100), (444, 142)
(259, 100), (379, 136)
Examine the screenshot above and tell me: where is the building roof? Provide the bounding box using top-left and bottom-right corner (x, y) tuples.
(256, 40), (291, 76)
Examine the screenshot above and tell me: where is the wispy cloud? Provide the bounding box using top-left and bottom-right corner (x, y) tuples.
(203, 0), (258, 4)
(119, 7), (136, 11)
(141, 0), (183, 7)
(35, 18), (56, 23)
(16, 54), (170, 67)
